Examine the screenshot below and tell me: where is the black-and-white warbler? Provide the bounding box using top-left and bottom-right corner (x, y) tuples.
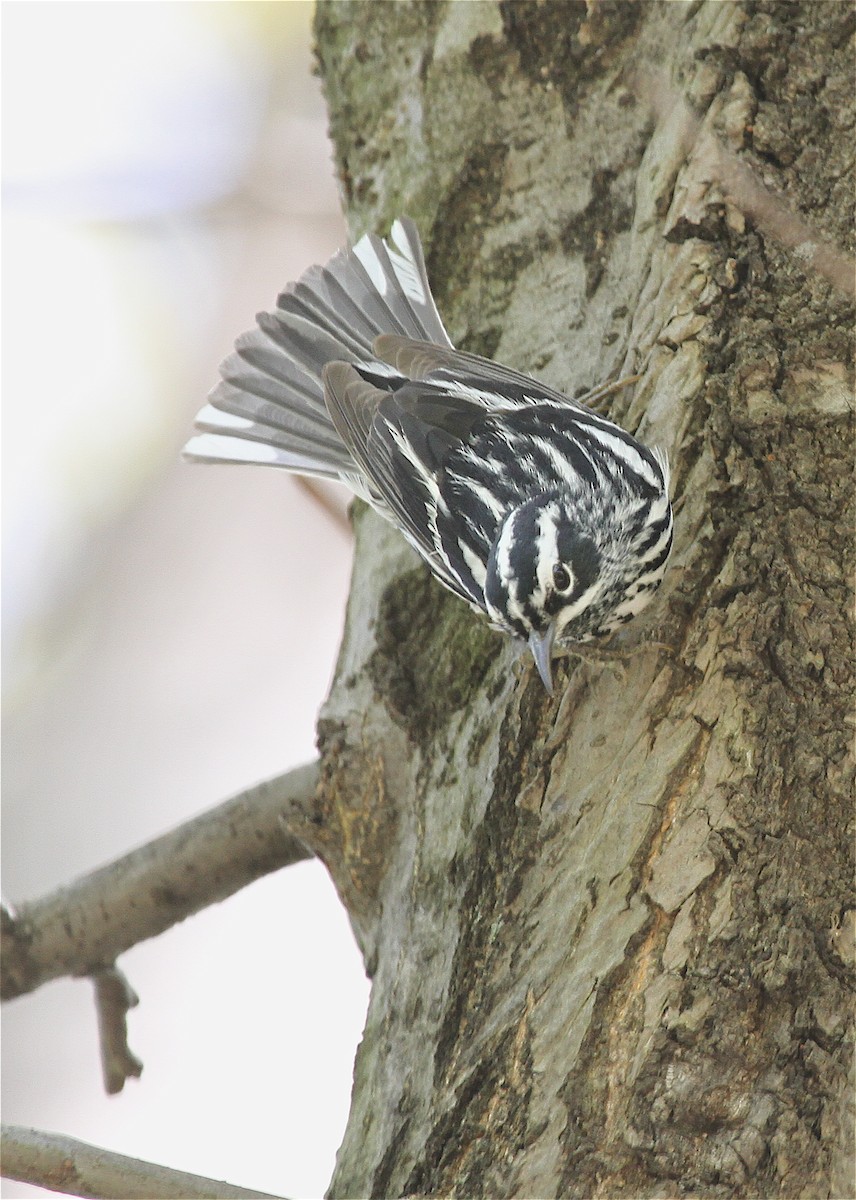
(185, 219), (673, 692)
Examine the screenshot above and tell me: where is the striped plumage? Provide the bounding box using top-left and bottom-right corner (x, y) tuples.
(185, 219), (673, 692)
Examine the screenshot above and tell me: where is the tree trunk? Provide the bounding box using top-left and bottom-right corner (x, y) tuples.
(305, 3), (854, 1197)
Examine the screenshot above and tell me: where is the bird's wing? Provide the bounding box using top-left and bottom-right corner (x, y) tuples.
(374, 334), (638, 415)
(323, 362), (490, 604)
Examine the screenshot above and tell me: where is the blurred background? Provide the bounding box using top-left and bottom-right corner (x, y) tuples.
(2, 4), (369, 1197)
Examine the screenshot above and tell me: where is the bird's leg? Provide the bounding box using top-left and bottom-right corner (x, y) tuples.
(516, 635), (672, 692)
(576, 374), (640, 415)
(557, 642), (627, 682)
(555, 637), (673, 681)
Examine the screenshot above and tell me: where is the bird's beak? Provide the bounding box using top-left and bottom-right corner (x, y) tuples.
(528, 624), (556, 694)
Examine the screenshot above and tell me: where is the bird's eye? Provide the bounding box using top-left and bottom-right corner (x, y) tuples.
(552, 563), (572, 592)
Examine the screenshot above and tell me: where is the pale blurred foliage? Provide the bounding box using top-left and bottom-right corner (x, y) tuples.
(2, 5), (369, 1198)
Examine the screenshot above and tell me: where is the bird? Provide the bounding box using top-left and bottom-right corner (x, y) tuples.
(184, 218), (673, 693)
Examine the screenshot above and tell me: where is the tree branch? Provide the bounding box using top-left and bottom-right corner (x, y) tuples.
(0, 1124), (287, 1200)
(2, 762), (319, 1001)
(92, 966), (143, 1094)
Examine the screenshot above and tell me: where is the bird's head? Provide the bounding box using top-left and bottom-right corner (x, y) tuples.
(484, 494), (603, 693)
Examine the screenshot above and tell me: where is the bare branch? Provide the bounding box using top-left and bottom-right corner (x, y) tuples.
(92, 967), (143, 1094)
(2, 762), (319, 1001)
(0, 1124), (287, 1199)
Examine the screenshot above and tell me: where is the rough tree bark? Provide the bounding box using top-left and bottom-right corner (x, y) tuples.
(300, 3), (855, 1198)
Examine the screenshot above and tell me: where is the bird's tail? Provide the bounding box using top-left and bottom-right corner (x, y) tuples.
(183, 218), (451, 479)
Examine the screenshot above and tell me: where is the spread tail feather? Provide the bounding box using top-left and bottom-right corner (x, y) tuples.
(183, 219), (450, 475)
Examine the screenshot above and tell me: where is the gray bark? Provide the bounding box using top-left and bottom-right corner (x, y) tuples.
(307, 2), (854, 1198)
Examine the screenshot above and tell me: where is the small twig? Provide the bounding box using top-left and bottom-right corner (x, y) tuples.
(294, 475), (352, 533)
(0, 1124), (287, 1199)
(92, 967), (143, 1094)
(2, 761), (319, 1002)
